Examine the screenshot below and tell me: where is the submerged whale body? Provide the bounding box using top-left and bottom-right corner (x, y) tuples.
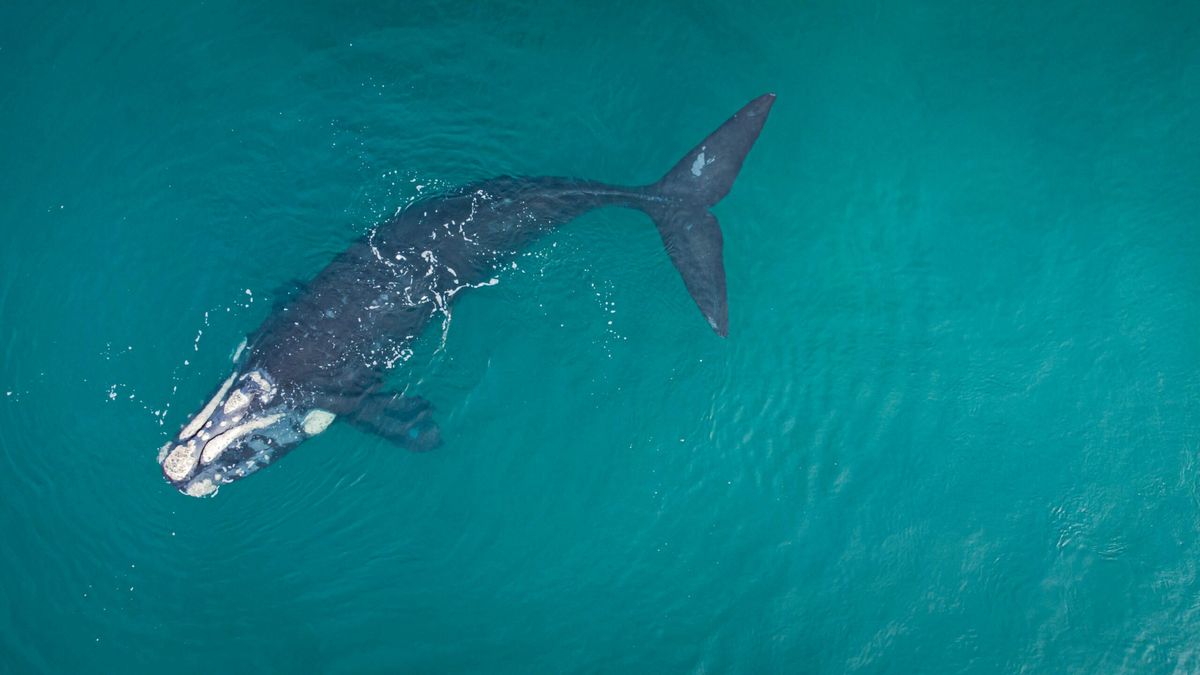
(158, 94), (775, 497)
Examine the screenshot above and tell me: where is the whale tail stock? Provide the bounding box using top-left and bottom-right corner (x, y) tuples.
(641, 93), (775, 337)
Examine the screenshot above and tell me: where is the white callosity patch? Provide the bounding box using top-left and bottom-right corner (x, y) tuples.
(247, 371), (275, 402)
(163, 440), (203, 482)
(690, 146), (715, 177)
(230, 337), (247, 363)
(302, 409), (336, 436)
(222, 388), (251, 415)
(197, 420), (219, 443)
(178, 373), (236, 440)
(200, 413), (284, 465)
(184, 478), (218, 498)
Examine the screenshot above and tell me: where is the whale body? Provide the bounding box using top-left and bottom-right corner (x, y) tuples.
(158, 94), (775, 497)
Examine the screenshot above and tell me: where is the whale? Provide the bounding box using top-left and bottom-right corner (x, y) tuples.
(157, 94), (775, 497)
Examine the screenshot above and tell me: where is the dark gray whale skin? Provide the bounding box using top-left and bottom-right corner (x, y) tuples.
(157, 94), (775, 497)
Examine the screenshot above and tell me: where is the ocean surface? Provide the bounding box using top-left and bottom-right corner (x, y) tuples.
(2, 1), (1199, 672)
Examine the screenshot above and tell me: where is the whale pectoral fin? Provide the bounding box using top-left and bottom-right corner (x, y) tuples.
(347, 392), (442, 452)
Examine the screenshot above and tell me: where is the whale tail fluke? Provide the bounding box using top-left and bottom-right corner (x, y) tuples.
(644, 93), (775, 336)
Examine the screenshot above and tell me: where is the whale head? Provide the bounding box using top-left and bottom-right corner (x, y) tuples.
(157, 368), (335, 497)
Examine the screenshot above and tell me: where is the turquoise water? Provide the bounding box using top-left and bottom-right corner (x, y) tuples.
(2, 0), (1199, 671)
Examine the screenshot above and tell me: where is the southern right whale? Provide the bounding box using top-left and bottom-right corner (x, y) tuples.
(158, 93), (775, 497)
